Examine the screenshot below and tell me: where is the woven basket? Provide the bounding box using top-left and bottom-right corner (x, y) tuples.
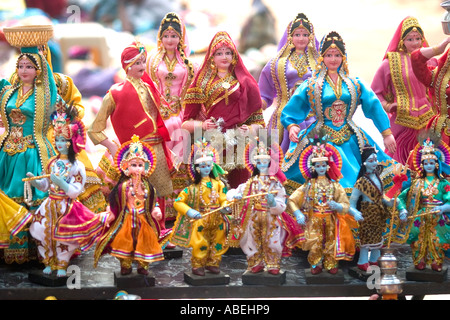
(3, 25), (53, 47)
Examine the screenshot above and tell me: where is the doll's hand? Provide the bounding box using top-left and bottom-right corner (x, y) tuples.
(187, 209), (202, 219)
(383, 198), (394, 208)
(26, 172), (40, 188)
(265, 193), (276, 207)
(388, 102), (397, 113)
(328, 200), (343, 212)
(435, 204), (450, 216)
(51, 173), (68, 191)
(349, 207), (364, 221)
(233, 193), (243, 200)
(383, 134), (396, 156)
(202, 119), (218, 131)
(289, 125), (300, 143)
(151, 206), (163, 221)
(293, 209), (306, 225)
(238, 124), (249, 135)
(399, 209), (408, 221)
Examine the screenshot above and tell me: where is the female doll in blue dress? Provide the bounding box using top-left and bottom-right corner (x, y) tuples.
(281, 31), (397, 195)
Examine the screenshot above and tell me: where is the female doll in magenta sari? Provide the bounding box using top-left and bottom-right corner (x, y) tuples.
(0, 31), (60, 263)
(371, 17), (435, 165)
(182, 31), (265, 189)
(396, 134), (450, 272)
(147, 12), (196, 221)
(281, 31), (397, 195)
(28, 108), (110, 277)
(258, 13), (319, 153)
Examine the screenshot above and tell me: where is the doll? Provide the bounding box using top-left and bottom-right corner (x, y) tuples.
(171, 139), (230, 276)
(94, 135), (169, 275)
(226, 139), (304, 275)
(27, 108), (109, 277)
(371, 17), (434, 165)
(349, 144), (394, 271)
(287, 135), (358, 274)
(396, 135), (450, 272)
(258, 13), (319, 152)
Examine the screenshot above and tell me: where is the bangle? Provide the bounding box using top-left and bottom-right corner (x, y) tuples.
(432, 45), (440, 56)
(287, 124), (300, 132)
(381, 128), (392, 138)
(382, 101), (391, 112)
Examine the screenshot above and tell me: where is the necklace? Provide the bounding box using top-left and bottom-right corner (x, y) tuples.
(325, 74), (342, 99)
(422, 177), (439, 202)
(313, 177), (334, 211)
(199, 177), (219, 212)
(289, 51), (308, 78)
(129, 178), (148, 207)
(15, 85), (33, 109)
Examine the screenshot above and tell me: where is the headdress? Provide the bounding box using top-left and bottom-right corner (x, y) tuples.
(410, 132), (450, 177)
(115, 134), (157, 177)
(121, 41), (147, 71)
(317, 31), (348, 75)
(289, 13), (314, 36)
(244, 138), (286, 182)
(299, 134), (343, 181)
(157, 12), (184, 48)
(383, 16), (428, 59)
(51, 103), (86, 154)
(188, 139), (225, 180)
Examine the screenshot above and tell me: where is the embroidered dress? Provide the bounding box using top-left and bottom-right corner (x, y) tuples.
(171, 177), (229, 268)
(226, 175), (304, 271)
(396, 177), (450, 265)
(30, 156), (108, 271)
(371, 17), (434, 164)
(287, 176), (357, 270)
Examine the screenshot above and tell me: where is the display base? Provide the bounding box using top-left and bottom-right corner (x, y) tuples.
(163, 248), (183, 259)
(114, 270), (155, 288)
(184, 271), (230, 286)
(28, 270), (68, 287)
(242, 270), (286, 285)
(348, 266), (374, 282)
(406, 265), (448, 283)
(304, 268), (345, 284)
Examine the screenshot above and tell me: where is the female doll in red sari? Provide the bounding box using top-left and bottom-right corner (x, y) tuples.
(182, 31), (265, 188)
(371, 16), (434, 164)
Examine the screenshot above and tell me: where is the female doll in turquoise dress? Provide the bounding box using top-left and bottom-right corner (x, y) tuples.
(280, 31), (397, 195)
(0, 46), (58, 263)
(396, 135), (450, 272)
(258, 13), (319, 153)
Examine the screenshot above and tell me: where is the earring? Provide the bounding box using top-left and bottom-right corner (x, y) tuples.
(66, 141), (71, 148)
(195, 167), (200, 173)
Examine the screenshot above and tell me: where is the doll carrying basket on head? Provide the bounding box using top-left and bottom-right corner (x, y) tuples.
(3, 25), (54, 47)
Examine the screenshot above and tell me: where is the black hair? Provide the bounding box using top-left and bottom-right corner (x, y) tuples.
(320, 31), (346, 56)
(290, 13), (312, 35)
(402, 26), (424, 39)
(193, 163), (216, 185)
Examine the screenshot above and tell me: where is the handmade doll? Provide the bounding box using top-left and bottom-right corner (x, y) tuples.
(371, 16), (434, 165)
(182, 31), (265, 189)
(287, 135), (358, 274)
(281, 31), (397, 196)
(349, 144), (394, 271)
(171, 140), (230, 276)
(94, 135), (169, 275)
(226, 139), (304, 275)
(146, 12), (197, 222)
(258, 13), (319, 152)
(27, 108), (109, 277)
(396, 135), (450, 272)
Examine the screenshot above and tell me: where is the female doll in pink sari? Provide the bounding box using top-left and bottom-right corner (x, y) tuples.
(147, 12), (196, 221)
(371, 17), (435, 164)
(258, 13), (319, 153)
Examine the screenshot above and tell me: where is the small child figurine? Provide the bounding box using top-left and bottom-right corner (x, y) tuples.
(287, 136), (358, 275)
(28, 108), (109, 277)
(226, 139), (304, 275)
(349, 144), (394, 271)
(396, 136), (450, 272)
(171, 139), (230, 276)
(94, 135), (169, 275)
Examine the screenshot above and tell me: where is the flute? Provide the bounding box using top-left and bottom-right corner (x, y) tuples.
(22, 174), (51, 182)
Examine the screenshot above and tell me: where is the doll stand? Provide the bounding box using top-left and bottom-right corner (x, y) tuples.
(406, 265), (448, 283)
(114, 270), (156, 288)
(163, 247), (183, 259)
(184, 271), (230, 286)
(28, 270), (69, 287)
(241, 270), (286, 285)
(348, 266), (374, 282)
(304, 268), (345, 284)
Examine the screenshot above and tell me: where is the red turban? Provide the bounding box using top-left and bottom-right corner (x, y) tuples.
(121, 41), (147, 71)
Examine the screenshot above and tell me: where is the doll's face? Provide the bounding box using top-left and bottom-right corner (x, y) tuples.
(55, 136), (70, 155)
(161, 29), (180, 52)
(323, 48), (343, 73)
(364, 153), (378, 173)
(423, 158), (437, 174)
(314, 161), (328, 177)
(198, 160), (213, 177)
(213, 46), (233, 71)
(127, 55), (146, 79)
(128, 158), (146, 177)
(256, 158), (270, 174)
(291, 27), (310, 52)
(17, 57), (37, 85)
(403, 31), (423, 53)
